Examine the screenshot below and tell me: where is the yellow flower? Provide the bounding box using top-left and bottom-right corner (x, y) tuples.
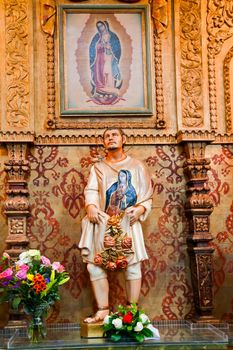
(27, 273), (34, 281)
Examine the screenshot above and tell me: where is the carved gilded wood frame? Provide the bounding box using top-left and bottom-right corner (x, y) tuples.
(59, 4), (152, 118)
(41, 1), (166, 132)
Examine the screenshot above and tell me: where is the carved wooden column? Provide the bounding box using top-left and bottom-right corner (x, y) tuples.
(4, 143), (30, 326)
(183, 141), (215, 322)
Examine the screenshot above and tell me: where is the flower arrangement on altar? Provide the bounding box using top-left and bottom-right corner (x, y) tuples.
(94, 213), (134, 271)
(0, 249), (69, 341)
(103, 303), (160, 343)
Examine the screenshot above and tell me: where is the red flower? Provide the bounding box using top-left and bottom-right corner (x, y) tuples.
(121, 237), (132, 249)
(94, 254), (102, 266)
(106, 261), (117, 271)
(123, 311), (133, 324)
(104, 235), (115, 248)
(116, 256), (128, 270)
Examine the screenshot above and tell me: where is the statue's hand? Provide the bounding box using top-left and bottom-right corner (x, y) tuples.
(125, 205), (145, 226)
(86, 204), (104, 224)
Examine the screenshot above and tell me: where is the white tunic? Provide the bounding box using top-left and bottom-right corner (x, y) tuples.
(79, 156), (153, 265)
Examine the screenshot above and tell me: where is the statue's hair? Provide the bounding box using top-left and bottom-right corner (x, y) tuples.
(103, 127), (126, 139)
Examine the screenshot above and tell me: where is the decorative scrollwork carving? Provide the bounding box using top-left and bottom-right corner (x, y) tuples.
(180, 0), (203, 128)
(150, 0), (168, 35)
(223, 46), (233, 133)
(40, 0), (56, 36)
(207, 0), (233, 130)
(5, 0), (30, 129)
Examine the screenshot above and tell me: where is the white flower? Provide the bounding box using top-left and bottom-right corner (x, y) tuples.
(28, 250), (40, 259)
(19, 251), (30, 264)
(103, 315), (110, 324)
(112, 318), (123, 329)
(140, 313), (149, 324)
(134, 322), (143, 332)
(146, 324), (160, 339)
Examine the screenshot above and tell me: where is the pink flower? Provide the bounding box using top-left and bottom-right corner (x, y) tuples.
(52, 262), (65, 273)
(16, 269), (27, 280)
(19, 264), (29, 272)
(0, 268), (13, 279)
(41, 256), (51, 267)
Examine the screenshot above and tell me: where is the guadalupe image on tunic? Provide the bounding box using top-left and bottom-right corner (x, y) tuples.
(89, 21), (123, 105)
(105, 170), (137, 216)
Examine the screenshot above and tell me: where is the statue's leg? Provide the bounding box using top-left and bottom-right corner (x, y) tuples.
(125, 278), (141, 304)
(125, 262), (142, 304)
(84, 264), (109, 323)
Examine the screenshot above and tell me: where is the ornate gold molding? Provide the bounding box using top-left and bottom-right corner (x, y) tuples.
(224, 46), (233, 133)
(179, 0), (203, 128)
(207, 0), (233, 130)
(150, 0), (168, 35)
(0, 131), (34, 143)
(0, 130), (233, 145)
(5, 0), (30, 129)
(33, 130), (233, 145)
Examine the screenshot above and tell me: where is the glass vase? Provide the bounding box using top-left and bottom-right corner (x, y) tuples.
(27, 307), (47, 343)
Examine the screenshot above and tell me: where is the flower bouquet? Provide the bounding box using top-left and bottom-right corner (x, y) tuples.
(0, 249), (70, 342)
(103, 303), (160, 343)
(94, 214), (134, 271)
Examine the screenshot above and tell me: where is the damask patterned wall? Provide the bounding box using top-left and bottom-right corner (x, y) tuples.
(0, 144), (230, 323)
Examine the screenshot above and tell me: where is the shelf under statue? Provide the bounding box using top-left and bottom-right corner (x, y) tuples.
(79, 128), (153, 329)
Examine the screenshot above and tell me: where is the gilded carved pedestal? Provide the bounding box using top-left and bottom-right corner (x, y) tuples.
(183, 142), (215, 322)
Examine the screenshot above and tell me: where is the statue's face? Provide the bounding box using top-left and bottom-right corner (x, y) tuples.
(103, 129), (125, 151)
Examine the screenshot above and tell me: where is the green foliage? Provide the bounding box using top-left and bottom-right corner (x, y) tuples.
(103, 303), (158, 343)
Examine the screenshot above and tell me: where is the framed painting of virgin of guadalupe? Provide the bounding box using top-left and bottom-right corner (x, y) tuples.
(59, 4), (153, 117)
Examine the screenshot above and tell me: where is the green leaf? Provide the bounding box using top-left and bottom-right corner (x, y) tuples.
(50, 269), (55, 282)
(141, 328), (153, 337)
(111, 334), (121, 342)
(58, 276), (70, 285)
(12, 297), (21, 310)
(135, 333), (144, 343)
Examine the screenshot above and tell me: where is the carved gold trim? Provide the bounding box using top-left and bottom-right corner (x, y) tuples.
(0, 130), (233, 145)
(207, 0), (233, 130)
(33, 131), (233, 145)
(154, 34), (166, 129)
(0, 131), (34, 143)
(5, 0), (30, 129)
(180, 0), (203, 128)
(224, 46), (233, 133)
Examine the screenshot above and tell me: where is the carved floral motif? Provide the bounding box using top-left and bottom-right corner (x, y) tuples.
(207, 0), (233, 129)
(223, 46), (233, 133)
(5, 0), (30, 129)
(180, 0), (203, 127)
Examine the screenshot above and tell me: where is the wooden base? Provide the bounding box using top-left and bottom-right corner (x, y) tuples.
(80, 320), (104, 338)
(192, 315), (220, 324)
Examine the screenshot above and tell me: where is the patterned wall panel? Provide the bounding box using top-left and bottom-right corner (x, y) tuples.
(207, 145), (233, 321)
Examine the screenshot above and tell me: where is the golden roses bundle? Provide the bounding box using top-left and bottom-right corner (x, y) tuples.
(94, 214), (133, 271)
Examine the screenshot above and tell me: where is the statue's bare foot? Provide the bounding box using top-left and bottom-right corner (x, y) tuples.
(84, 308), (109, 324)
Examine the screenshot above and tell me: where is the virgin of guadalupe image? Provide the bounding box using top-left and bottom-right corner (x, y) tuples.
(89, 20), (123, 105)
(105, 170), (137, 217)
